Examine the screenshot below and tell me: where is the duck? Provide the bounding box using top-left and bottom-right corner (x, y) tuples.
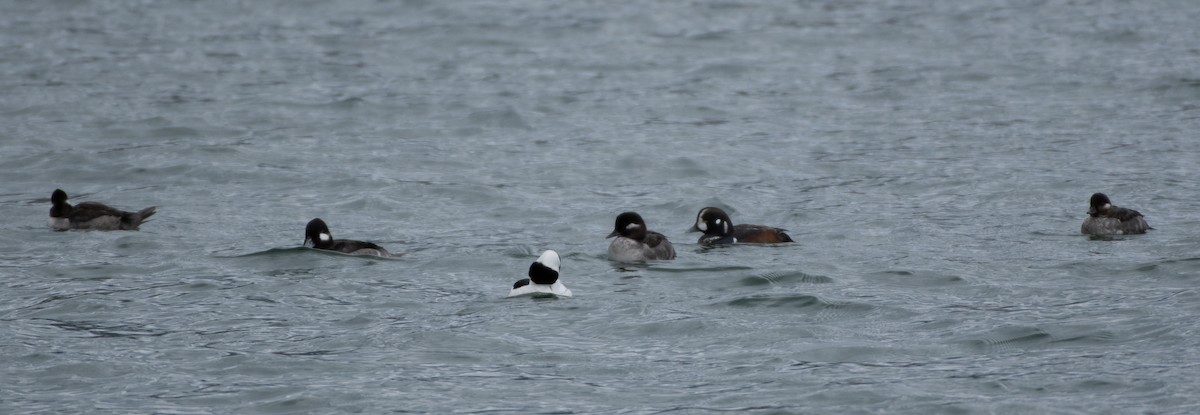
(48, 189), (156, 230)
(689, 207), (793, 245)
(607, 211), (676, 261)
(304, 218), (391, 256)
(1081, 193), (1151, 235)
(509, 250), (572, 297)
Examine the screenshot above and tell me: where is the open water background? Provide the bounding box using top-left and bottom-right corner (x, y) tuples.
(2, 0), (1200, 413)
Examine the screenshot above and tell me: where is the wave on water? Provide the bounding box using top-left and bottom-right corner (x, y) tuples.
(952, 323), (1171, 353)
(739, 270), (835, 286)
(719, 294), (877, 321)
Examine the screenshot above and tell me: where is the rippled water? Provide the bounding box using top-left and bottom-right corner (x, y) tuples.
(3, 0), (1200, 413)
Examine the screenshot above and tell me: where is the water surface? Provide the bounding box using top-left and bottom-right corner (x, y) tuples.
(2, 0), (1200, 413)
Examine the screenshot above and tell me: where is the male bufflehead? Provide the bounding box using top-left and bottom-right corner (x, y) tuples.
(508, 250), (572, 297)
(48, 189), (156, 230)
(689, 207), (793, 245)
(1081, 193), (1151, 235)
(304, 218), (391, 256)
(606, 211), (676, 261)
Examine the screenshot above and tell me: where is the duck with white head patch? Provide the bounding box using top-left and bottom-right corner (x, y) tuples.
(509, 250), (572, 297)
(606, 211), (676, 261)
(689, 207), (793, 245)
(304, 218), (391, 256)
(48, 189), (156, 230)
(1081, 193), (1152, 235)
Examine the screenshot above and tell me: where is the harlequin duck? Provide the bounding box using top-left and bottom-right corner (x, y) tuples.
(689, 207), (793, 245)
(607, 211), (676, 261)
(304, 218), (391, 256)
(1081, 193), (1151, 235)
(48, 189), (156, 230)
(508, 250), (572, 297)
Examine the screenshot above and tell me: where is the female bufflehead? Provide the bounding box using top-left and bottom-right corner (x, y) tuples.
(607, 211), (676, 261)
(1081, 193), (1151, 235)
(509, 250), (572, 297)
(304, 218), (391, 256)
(689, 207), (793, 245)
(48, 189), (156, 230)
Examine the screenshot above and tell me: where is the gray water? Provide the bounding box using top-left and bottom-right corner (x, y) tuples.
(3, 0), (1200, 413)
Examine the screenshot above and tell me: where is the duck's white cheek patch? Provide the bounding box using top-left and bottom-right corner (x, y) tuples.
(626, 223), (641, 230)
(319, 233), (331, 242)
(697, 221), (707, 231)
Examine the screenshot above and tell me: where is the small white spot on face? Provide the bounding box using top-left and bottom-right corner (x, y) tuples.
(715, 219), (722, 225)
(319, 233), (331, 242)
(625, 223), (641, 230)
(697, 220), (707, 231)
(1103, 203), (1111, 209)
